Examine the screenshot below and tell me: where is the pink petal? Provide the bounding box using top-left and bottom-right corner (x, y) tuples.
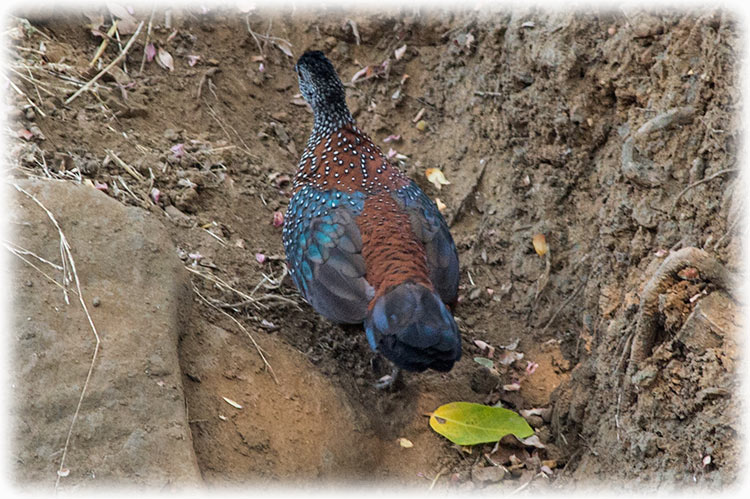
(187, 55), (200, 67)
(255, 253), (266, 264)
(526, 361), (539, 375)
(145, 43), (156, 62)
(170, 143), (185, 159)
(150, 187), (161, 204)
(17, 129), (34, 141)
(383, 134), (401, 143)
(272, 211), (284, 227)
(351, 66), (369, 83)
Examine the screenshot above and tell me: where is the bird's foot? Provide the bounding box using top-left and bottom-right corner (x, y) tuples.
(374, 366), (401, 391)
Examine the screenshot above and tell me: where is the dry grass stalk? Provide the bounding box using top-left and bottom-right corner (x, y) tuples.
(64, 20), (144, 105)
(192, 283), (279, 384)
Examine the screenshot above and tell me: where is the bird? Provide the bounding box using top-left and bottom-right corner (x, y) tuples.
(282, 50), (461, 388)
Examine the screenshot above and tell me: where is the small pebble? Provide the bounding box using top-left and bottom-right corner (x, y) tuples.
(92, 297), (101, 307)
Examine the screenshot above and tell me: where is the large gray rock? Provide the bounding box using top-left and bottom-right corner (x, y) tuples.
(9, 179), (201, 490)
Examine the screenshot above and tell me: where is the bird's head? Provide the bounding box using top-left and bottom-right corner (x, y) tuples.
(294, 50), (347, 115)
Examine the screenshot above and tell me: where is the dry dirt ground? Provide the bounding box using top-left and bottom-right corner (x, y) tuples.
(5, 4), (743, 493)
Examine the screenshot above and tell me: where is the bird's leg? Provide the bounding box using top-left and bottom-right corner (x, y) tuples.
(374, 365), (401, 390)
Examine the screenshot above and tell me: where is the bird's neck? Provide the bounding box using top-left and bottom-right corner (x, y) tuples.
(311, 100), (354, 135)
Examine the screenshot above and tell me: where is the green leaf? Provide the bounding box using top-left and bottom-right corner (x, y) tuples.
(473, 356), (495, 369)
(429, 401), (534, 445)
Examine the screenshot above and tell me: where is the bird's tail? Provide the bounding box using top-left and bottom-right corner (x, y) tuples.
(364, 281), (461, 372)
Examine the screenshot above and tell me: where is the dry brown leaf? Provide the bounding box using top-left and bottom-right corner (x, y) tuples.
(497, 350), (524, 366)
(435, 197), (447, 214)
(106, 2), (137, 23)
(532, 233), (548, 257)
(273, 39), (294, 58)
(156, 47), (174, 71)
(397, 437), (413, 448)
(426, 168), (450, 190)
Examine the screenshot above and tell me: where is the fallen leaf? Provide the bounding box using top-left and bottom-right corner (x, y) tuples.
(426, 168), (450, 190)
(272, 211), (284, 227)
(394, 44), (407, 60)
(542, 459), (557, 469)
(106, 2), (137, 23)
(473, 357), (495, 369)
(503, 382), (521, 391)
(501, 338), (520, 351)
(435, 197), (447, 214)
(429, 401), (534, 446)
(222, 396), (243, 409)
(351, 65), (370, 83)
(156, 47), (174, 71)
(415, 120), (427, 132)
(519, 408), (551, 419)
(473, 339), (495, 358)
(519, 434), (546, 448)
(497, 350), (524, 366)
(17, 129), (34, 141)
(273, 39), (294, 58)
(397, 437), (413, 448)
(532, 233), (548, 257)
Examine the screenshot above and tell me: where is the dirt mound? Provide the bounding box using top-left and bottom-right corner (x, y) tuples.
(6, 5), (741, 491)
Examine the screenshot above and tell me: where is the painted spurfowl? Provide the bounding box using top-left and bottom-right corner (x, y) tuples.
(283, 51), (461, 388)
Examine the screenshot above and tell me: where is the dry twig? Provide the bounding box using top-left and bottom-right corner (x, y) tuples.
(670, 168), (739, 215)
(64, 21), (144, 105)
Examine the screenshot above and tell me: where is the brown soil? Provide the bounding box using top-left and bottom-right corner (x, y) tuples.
(6, 5), (742, 491)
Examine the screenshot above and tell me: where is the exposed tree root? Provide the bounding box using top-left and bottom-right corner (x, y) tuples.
(624, 247), (731, 392)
